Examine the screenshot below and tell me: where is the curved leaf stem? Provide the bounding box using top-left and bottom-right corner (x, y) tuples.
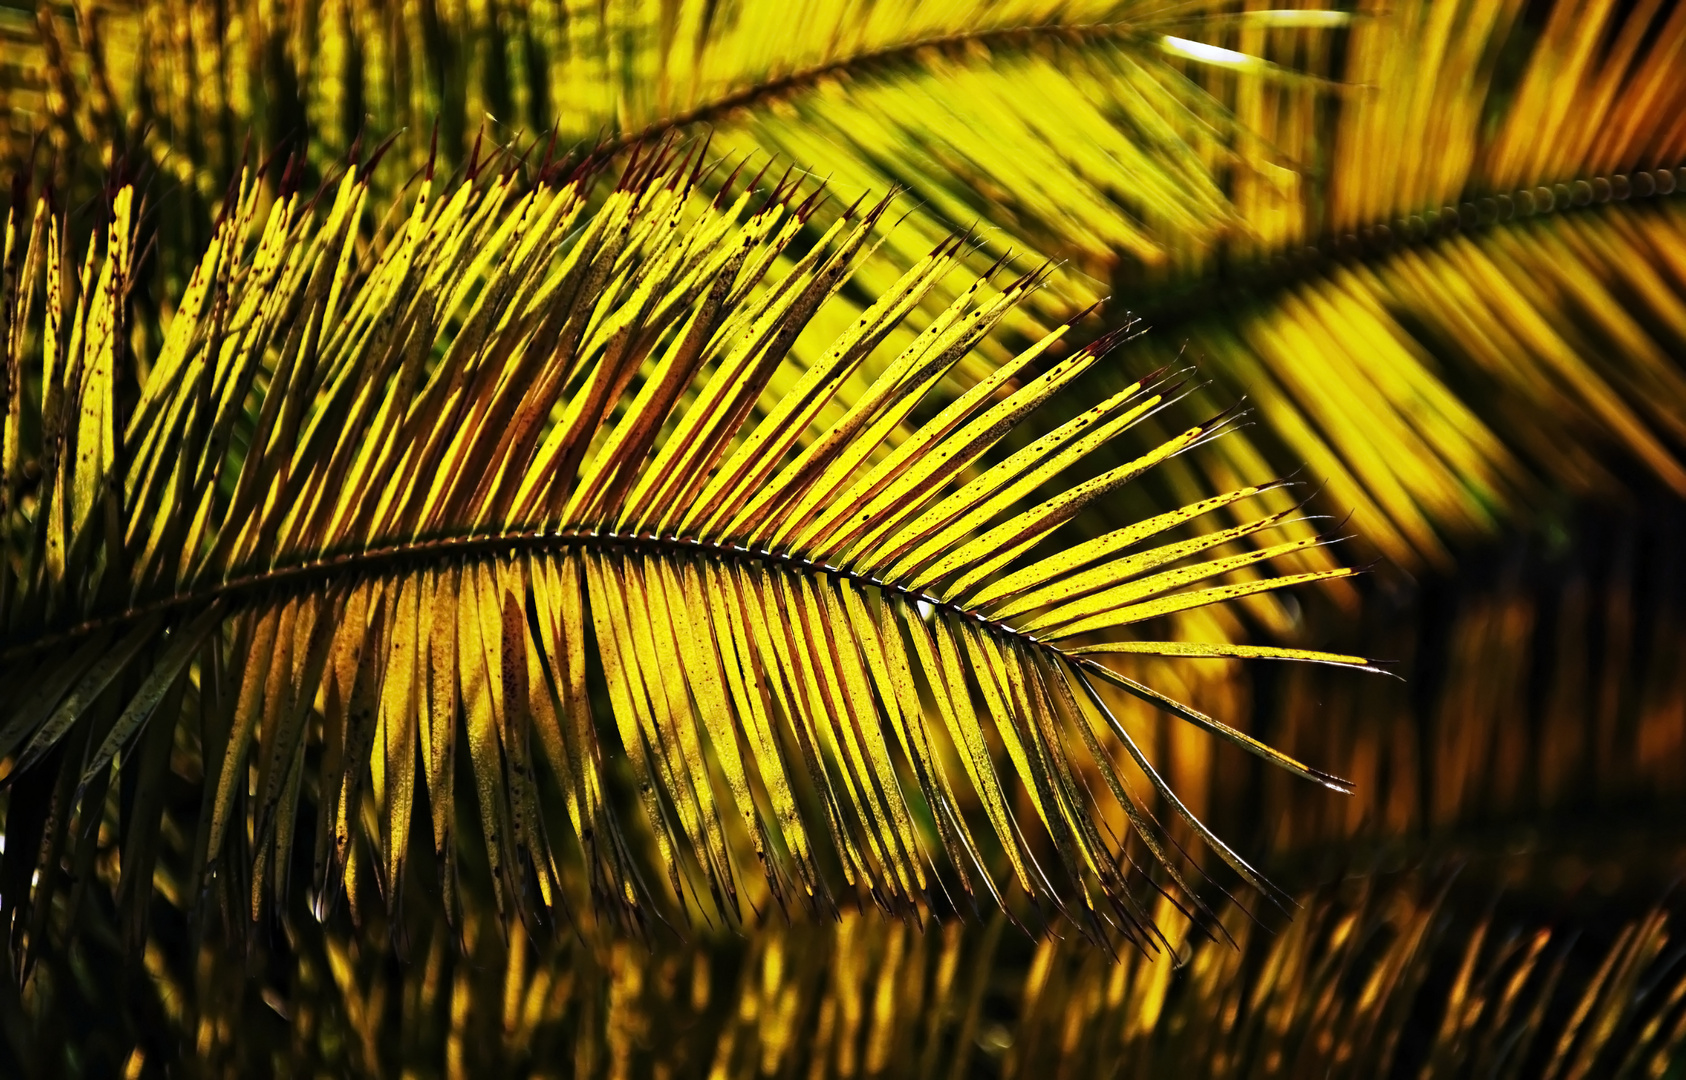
(0, 528), (1057, 662)
(595, 21), (1154, 157)
(1142, 164), (1686, 328)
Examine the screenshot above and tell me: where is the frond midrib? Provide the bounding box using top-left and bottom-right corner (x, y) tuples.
(599, 20), (1154, 155)
(1139, 163), (1686, 330)
(0, 528), (1064, 664)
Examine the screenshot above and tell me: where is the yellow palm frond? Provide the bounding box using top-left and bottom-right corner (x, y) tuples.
(0, 149), (1371, 962)
(7, 0), (1682, 573)
(1113, 0), (1686, 568)
(0, 0), (1325, 249)
(0, 0), (1348, 396)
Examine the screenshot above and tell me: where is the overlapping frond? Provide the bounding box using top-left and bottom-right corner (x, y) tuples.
(5, 0), (1685, 573)
(1129, 0), (1686, 567)
(3, 0), (1686, 572)
(28, 869), (1686, 1078)
(0, 0), (1355, 408)
(0, 149), (1370, 960)
(0, 0), (1333, 256)
(1143, 191), (1686, 570)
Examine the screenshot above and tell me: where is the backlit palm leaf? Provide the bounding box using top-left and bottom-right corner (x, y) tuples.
(7, 0), (1683, 572)
(0, 149), (1370, 962)
(0, 0), (1357, 437)
(1127, 0), (1686, 568)
(0, 0), (1325, 259)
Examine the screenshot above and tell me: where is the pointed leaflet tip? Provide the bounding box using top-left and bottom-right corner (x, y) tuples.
(271, 150), (301, 198)
(792, 180), (834, 221)
(503, 129), (536, 182)
(980, 246), (1016, 282)
(891, 195), (932, 233)
(210, 165), (241, 228)
(653, 129), (686, 179)
(108, 145), (146, 195)
(21, 128), (42, 185)
(346, 125), (367, 172)
(1194, 398), (1251, 434)
(1064, 299), (1109, 327)
(694, 146), (728, 193)
(358, 129), (405, 183)
(1006, 258), (1058, 295)
(296, 160), (339, 218)
(688, 130), (715, 191)
(566, 147), (608, 189)
(1084, 320), (1152, 361)
(669, 136), (704, 192)
(533, 122), (563, 184)
(465, 129), (485, 182)
(740, 154), (774, 201)
(712, 153), (750, 208)
(272, 125), (300, 159)
(757, 163), (798, 214)
(627, 131), (678, 192)
(620, 139), (647, 190)
(860, 190), (897, 229)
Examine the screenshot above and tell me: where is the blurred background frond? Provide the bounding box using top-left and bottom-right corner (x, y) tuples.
(17, 864), (1686, 1077)
(4, 0), (1684, 564)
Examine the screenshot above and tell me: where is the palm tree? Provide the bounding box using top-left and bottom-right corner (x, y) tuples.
(1, 0), (1684, 1074)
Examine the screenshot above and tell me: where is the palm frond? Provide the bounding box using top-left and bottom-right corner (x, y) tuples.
(20, 868), (1686, 1078)
(1251, 499), (1686, 858)
(1112, 0), (1686, 569)
(11, 0), (1684, 576)
(0, 149), (1371, 961)
(0, 0), (1328, 244)
(0, 0), (1362, 439)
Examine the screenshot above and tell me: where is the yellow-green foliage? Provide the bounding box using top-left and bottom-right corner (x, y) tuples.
(4, 0), (1685, 571)
(0, 149), (1372, 963)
